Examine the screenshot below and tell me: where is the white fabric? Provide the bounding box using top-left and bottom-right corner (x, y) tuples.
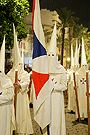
(49, 73), (67, 135)
(0, 35), (15, 135)
(75, 66), (88, 119)
(71, 44), (74, 69)
(73, 38), (79, 71)
(13, 24), (23, 67)
(28, 71), (33, 104)
(30, 83), (33, 104)
(67, 70), (75, 111)
(7, 69), (33, 134)
(33, 56), (49, 73)
(47, 15), (67, 134)
(48, 55), (65, 74)
(81, 37), (87, 67)
(47, 23), (65, 74)
(7, 24), (33, 134)
(66, 69), (70, 83)
(74, 38), (79, 66)
(0, 35), (5, 73)
(22, 44), (24, 64)
(78, 43), (80, 65)
(0, 72), (14, 135)
(48, 22), (56, 55)
(34, 0), (46, 49)
(32, 77), (53, 130)
(33, 0), (53, 130)
(34, 92), (51, 128)
(47, 21), (62, 74)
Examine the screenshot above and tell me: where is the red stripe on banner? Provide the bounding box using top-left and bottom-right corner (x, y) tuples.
(32, 70), (49, 100)
(32, 0), (35, 33)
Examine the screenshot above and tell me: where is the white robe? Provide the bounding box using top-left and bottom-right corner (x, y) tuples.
(49, 72), (67, 135)
(0, 74), (14, 135)
(67, 70), (75, 111)
(75, 67), (87, 119)
(7, 70), (33, 134)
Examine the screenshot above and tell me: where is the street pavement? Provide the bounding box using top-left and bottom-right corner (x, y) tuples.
(30, 102), (88, 135)
(65, 104), (88, 135)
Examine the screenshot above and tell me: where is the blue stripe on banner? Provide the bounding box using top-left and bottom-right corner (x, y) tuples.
(33, 32), (47, 59)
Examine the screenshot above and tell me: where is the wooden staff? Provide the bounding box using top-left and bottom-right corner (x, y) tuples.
(86, 71), (90, 135)
(73, 71), (80, 122)
(64, 90), (68, 105)
(66, 89), (68, 104)
(28, 74), (33, 100)
(14, 69), (18, 117)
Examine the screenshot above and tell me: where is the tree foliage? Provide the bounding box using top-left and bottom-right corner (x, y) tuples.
(73, 24), (88, 39)
(56, 7), (79, 65)
(56, 7), (79, 29)
(0, 0), (30, 49)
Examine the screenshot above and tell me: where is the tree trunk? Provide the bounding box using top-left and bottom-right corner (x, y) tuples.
(61, 27), (65, 66)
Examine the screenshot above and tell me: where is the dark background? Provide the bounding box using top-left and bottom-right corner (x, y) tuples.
(28, 0), (90, 30)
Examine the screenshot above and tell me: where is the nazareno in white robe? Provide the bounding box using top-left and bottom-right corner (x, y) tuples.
(7, 66), (33, 135)
(0, 73), (15, 135)
(67, 69), (75, 112)
(48, 54), (67, 135)
(75, 66), (88, 119)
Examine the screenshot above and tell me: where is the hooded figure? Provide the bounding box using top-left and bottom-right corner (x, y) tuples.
(74, 38), (80, 71)
(7, 24), (33, 135)
(75, 37), (88, 120)
(47, 22), (67, 135)
(0, 35), (15, 135)
(67, 44), (75, 112)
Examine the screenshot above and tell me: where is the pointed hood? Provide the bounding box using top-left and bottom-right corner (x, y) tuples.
(0, 35), (5, 73)
(48, 22), (65, 73)
(0, 35), (13, 88)
(77, 43), (80, 64)
(48, 22), (56, 56)
(7, 24), (25, 84)
(74, 38), (79, 71)
(22, 44), (24, 64)
(74, 38), (79, 66)
(8, 24), (24, 77)
(81, 37), (87, 67)
(71, 44), (74, 69)
(13, 23), (23, 67)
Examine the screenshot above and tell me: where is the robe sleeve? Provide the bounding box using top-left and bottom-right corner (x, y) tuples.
(0, 87), (14, 104)
(19, 74), (30, 93)
(54, 71), (67, 92)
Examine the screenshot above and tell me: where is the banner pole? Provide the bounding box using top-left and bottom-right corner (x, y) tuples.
(14, 69), (18, 117)
(73, 71), (80, 122)
(86, 71), (90, 135)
